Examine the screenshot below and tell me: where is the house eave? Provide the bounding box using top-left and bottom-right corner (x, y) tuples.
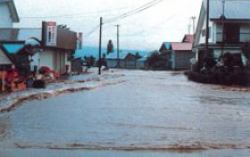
(193, 43), (246, 50)
(211, 18), (250, 23)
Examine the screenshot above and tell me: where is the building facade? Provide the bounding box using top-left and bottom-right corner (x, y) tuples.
(194, 0), (250, 66)
(160, 35), (194, 70)
(0, 0), (19, 28)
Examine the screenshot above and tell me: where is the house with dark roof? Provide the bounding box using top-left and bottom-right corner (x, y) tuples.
(106, 51), (150, 69)
(0, 0), (19, 27)
(75, 47), (150, 69)
(159, 34), (194, 70)
(194, 0), (250, 67)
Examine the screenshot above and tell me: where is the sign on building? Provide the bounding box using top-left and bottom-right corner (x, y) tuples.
(42, 21), (57, 46)
(42, 21), (77, 50)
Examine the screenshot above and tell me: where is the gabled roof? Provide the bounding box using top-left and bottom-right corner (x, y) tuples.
(182, 34), (194, 43)
(0, 0), (19, 22)
(159, 42), (171, 51)
(205, 0), (250, 20)
(171, 42), (193, 51)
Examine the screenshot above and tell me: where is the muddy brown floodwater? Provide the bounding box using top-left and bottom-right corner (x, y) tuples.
(1, 70), (250, 157)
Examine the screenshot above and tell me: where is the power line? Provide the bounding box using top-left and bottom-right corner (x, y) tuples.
(85, 24), (100, 37)
(105, 0), (164, 24)
(120, 13), (177, 37)
(20, 6), (132, 19)
(85, 0), (165, 38)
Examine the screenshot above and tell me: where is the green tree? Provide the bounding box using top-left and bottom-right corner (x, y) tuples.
(107, 40), (114, 54)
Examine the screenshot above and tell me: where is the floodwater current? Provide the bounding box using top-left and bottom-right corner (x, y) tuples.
(1, 70), (250, 156)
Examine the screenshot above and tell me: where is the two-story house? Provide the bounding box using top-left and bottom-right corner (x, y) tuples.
(194, 0), (250, 66)
(0, 0), (19, 68)
(0, 0), (19, 28)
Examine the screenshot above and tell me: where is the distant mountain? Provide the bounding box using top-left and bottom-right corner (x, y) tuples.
(74, 46), (150, 59)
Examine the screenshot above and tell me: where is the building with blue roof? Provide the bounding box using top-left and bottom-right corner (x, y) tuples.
(194, 0), (250, 67)
(74, 46), (151, 69)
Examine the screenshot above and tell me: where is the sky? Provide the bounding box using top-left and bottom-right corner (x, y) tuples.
(14, 0), (203, 51)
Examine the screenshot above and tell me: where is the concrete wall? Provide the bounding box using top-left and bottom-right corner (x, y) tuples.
(40, 50), (54, 70)
(32, 49), (71, 74)
(0, 3), (13, 28)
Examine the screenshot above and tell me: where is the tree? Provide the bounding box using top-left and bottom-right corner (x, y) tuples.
(146, 50), (168, 70)
(107, 40), (114, 54)
(135, 52), (142, 59)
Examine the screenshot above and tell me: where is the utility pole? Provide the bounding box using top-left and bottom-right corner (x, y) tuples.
(115, 24), (120, 68)
(98, 17), (103, 75)
(221, 0), (226, 56)
(205, 0), (210, 57)
(191, 16), (196, 34)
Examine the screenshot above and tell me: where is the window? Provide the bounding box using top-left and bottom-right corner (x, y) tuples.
(224, 24), (240, 43)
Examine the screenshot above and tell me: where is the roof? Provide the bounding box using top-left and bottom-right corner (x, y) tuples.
(182, 34), (194, 43)
(2, 43), (24, 54)
(74, 47), (106, 59)
(0, 28), (42, 42)
(106, 51), (149, 60)
(0, 0), (19, 22)
(159, 42), (171, 51)
(171, 42), (193, 51)
(208, 0), (250, 20)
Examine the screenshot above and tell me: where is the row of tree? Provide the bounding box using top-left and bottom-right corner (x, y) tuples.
(146, 50), (169, 70)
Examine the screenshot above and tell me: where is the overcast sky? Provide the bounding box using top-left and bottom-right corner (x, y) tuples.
(14, 0), (203, 50)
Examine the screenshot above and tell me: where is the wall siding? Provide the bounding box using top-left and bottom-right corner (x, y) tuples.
(0, 4), (13, 28)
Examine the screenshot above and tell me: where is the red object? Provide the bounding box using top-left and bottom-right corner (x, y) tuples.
(39, 66), (52, 75)
(39, 66), (60, 79)
(5, 69), (19, 83)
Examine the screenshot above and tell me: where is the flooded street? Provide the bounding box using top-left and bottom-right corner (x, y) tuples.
(1, 70), (250, 156)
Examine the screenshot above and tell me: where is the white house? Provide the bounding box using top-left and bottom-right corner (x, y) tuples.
(0, 0), (19, 28)
(194, 0), (250, 65)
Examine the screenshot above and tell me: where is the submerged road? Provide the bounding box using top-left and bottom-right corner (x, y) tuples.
(1, 70), (250, 157)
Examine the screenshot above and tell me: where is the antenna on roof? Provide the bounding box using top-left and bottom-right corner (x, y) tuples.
(222, 0), (225, 17)
(191, 16), (196, 34)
